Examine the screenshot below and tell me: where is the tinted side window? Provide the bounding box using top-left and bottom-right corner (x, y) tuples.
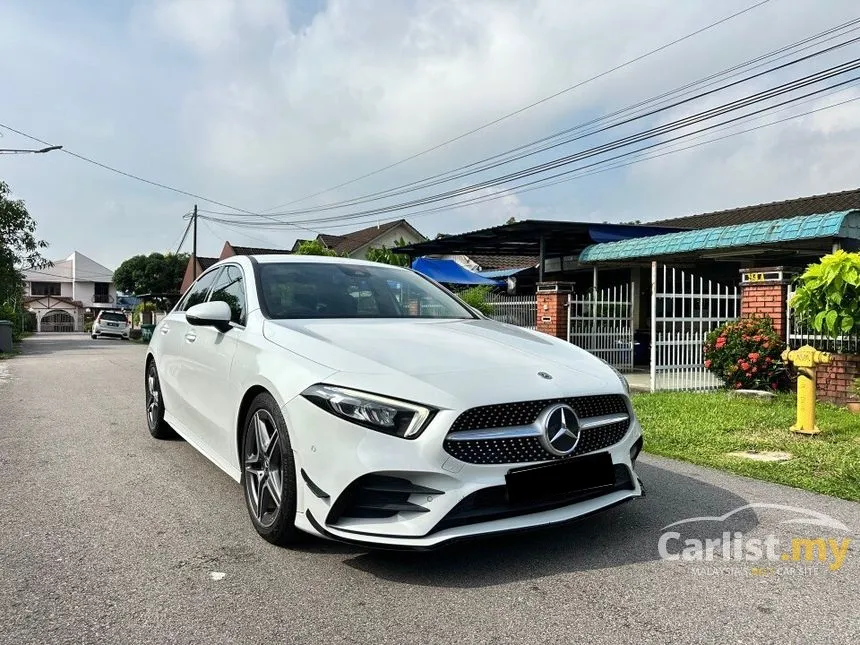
(209, 265), (247, 325)
(180, 269), (220, 312)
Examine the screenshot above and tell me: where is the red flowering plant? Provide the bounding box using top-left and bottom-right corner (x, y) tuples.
(702, 317), (789, 391)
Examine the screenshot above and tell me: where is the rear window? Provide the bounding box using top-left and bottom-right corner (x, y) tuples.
(100, 312), (127, 322)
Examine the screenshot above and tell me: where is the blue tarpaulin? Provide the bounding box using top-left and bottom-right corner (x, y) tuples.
(411, 257), (503, 285)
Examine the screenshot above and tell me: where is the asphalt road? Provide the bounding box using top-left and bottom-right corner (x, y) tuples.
(1, 334), (858, 645)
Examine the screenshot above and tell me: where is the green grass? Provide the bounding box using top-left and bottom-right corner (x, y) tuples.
(632, 391), (860, 501)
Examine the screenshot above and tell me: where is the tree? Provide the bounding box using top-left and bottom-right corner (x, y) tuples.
(113, 252), (189, 295)
(505, 217), (517, 225)
(293, 239), (339, 256)
(1, 180), (50, 338)
(365, 237), (410, 267)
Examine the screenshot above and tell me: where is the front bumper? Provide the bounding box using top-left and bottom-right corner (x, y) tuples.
(284, 395), (644, 549)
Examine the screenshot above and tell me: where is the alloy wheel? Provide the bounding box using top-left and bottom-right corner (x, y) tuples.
(244, 409), (283, 528)
(146, 366), (161, 429)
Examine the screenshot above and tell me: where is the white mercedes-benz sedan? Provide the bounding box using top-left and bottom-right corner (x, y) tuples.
(145, 255), (644, 549)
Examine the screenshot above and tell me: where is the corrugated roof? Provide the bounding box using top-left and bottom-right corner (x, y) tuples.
(229, 244), (292, 255)
(467, 254), (538, 270)
(579, 210), (860, 263)
(650, 187), (860, 229)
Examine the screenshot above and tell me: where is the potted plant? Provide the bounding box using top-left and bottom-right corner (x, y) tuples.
(848, 378), (860, 414)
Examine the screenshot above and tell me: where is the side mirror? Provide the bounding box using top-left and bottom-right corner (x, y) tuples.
(186, 301), (232, 333)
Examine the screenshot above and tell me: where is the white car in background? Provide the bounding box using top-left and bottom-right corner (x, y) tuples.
(144, 255), (644, 549)
(92, 310), (130, 340)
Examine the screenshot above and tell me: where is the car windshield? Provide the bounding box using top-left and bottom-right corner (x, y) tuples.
(100, 312), (126, 322)
(258, 262), (476, 320)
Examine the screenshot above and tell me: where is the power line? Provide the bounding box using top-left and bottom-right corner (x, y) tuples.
(0, 121), (328, 238)
(0, 123), (258, 213)
(200, 217), (287, 250)
(202, 60), (860, 228)
(259, 0), (774, 212)
(173, 215), (193, 255)
(207, 27), (860, 219)
(201, 88), (860, 233)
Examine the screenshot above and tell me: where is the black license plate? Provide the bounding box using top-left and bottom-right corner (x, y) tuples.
(505, 452), (615, 505)
(108, 322), (117, 327)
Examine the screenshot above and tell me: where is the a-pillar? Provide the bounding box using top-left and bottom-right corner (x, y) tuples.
(536, 282), (573, 340)
(739, 267), (791, 340)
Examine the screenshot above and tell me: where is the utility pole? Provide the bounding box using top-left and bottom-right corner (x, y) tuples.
(192, 204), (198, 280)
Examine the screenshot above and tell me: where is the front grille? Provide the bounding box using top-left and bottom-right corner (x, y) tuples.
(443, 395), (630, 465)
(432, 463), (635, 533)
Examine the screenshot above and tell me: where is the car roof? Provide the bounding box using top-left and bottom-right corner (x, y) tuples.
(244, 254), (410, 270)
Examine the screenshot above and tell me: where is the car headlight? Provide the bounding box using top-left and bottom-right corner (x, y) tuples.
(301, 384), (435, 439)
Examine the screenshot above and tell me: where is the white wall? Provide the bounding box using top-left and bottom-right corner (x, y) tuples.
(350, 224), (424, 260)
(29, 299), (83, 332)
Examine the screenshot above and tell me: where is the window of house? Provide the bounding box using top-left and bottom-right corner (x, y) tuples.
(94, 282), (110, 295)
(30, 282), (61, 296)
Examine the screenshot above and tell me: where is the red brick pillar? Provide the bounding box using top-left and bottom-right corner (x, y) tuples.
(739, 268), (791, 340)
(536, 282), (573, 340)
(817, 354), (860, 405)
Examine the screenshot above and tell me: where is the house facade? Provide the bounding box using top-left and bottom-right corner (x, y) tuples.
(396, 187), (860, 398)
(293, 219), (426, 259)
(22, 252), (117, 332)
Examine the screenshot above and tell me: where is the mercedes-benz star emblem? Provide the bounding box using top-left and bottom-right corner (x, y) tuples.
(536, 404), (581, 456)
(537, 371), (553, 380)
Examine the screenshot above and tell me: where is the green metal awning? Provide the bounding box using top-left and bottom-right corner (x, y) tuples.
(578, 210), (860, 263)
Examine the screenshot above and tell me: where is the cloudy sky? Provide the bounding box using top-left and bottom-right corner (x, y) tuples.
(2, 0), (859, 269)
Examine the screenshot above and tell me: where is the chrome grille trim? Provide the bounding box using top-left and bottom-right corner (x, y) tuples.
(446, 425), (541, 442)
(578, 413), (631, 430)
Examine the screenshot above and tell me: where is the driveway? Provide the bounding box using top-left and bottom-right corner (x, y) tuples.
(1, 334), (858, 644)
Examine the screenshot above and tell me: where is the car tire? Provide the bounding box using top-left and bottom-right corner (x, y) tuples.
(91, 334), (98, 339)
(241, 393), (302, 546)
(145, 361), (175, 440)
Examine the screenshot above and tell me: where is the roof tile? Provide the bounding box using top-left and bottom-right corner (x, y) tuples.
(651, 187), (860, 229)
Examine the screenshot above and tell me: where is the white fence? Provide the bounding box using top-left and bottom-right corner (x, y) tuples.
(786, 285), (860, 353)
(485, 292), (537, 329)
(651, 264), (740, 392)
(568, 283), (634, 372)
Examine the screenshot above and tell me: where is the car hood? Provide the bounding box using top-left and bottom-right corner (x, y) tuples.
(263, 318), (621, 400)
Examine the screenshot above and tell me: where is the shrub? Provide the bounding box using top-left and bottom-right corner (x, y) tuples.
(457, 286), (494, 316)
(0, 303), (34, 342)
(703, 317), (789, 391)
(789, 250), (860, 338)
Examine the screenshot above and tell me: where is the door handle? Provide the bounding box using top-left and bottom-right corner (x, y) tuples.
(160, 325), (170, 335)
(184, 332), (197, 343)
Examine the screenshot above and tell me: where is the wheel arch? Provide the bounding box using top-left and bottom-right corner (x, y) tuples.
(236, 383), (286, 466)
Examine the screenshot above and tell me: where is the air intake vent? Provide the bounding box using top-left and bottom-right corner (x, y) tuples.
(328, 475), (443, 523)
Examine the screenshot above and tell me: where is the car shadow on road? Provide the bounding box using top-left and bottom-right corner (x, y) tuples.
(337, 462), (758, 588)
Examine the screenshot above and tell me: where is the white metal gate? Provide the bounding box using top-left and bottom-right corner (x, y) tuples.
(651, 263), (740, 392)
(568, 283), (634, 372)
(485, 292), (537, 330)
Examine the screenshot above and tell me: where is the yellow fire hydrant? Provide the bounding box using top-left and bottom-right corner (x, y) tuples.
(781, 345), (831, 435)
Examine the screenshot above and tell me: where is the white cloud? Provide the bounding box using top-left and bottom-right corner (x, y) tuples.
(2, 0), (860, 268)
